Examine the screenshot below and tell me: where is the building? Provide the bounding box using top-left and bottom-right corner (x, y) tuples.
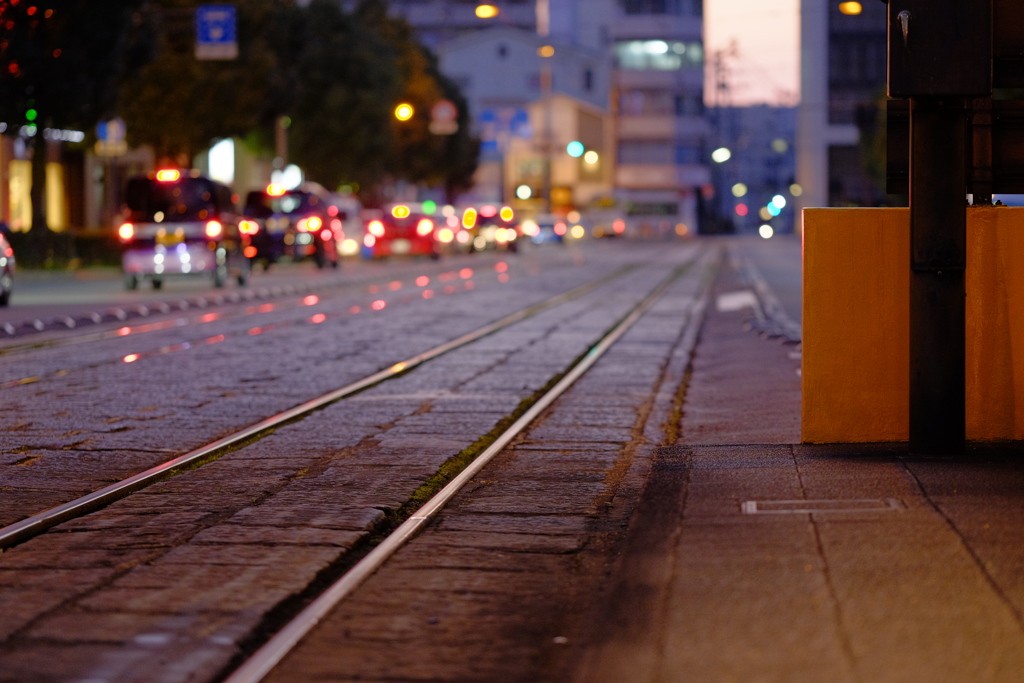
(436, 25), (613, 206)
(709, 105), (797, 234)
(389, 0), (710, 232)
(797, 0), (888, 219)
(610, 0), (709, 234)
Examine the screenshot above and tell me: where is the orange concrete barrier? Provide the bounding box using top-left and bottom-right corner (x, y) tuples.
(802, 206), (1024, 443)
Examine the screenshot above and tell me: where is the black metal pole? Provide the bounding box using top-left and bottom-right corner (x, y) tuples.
(909, 98), (967, 454)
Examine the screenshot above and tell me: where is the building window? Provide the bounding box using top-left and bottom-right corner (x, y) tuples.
(615, 41), (703, 70)
(618, 141), (675, 165)
(622, 0), (699, 15)
(584, 68), (594, 92)
(675, 143), (702, 165)
(674, 94), (704, 117)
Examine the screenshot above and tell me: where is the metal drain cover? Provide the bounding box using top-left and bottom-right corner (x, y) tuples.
(741, 499), (904, 514)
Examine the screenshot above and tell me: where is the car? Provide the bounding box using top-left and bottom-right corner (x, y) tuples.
(361, 204), (440, 260)
(242, 185), (339, 269)
(0, 229), (14, 306)
(119, 169), (252, 290)
(464, 205), (521, 253)
(521, 214), (566, 245)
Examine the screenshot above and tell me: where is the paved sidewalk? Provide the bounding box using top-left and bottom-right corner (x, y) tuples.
(572, 255), (1024, 682)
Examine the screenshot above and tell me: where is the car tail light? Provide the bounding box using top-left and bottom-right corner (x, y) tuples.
(364, 234), (376, 247)
(462, 208), (478, 229)
(244, 245), (258, 258)
(300, 216), (323, 232)
(417, 218), (434, 236)
(205, 220), (223, 238)
(155, 169), (180, 182)
(239, 219), (260, 235)
(321, 228), (333, 241)
(392, 205), (410, 219)
(118, 223), (134, 241)
(500, 206), (514, 222)
(437, 228), (454, 243)
(368, 220), (385, 237)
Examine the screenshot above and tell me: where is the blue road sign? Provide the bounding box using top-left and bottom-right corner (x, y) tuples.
(195, 5), (238, 60)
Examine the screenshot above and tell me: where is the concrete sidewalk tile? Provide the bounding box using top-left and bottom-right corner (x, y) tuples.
(818, 515), (1024, 681)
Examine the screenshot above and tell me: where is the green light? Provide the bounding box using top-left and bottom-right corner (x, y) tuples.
(26, 109), (37, 122)
(422, 200), (437, 215)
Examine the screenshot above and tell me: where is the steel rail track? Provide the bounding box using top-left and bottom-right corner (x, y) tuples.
(0, 253), (520, 358)
(0, 265), (634, 551)
(222, 263), (689, 683)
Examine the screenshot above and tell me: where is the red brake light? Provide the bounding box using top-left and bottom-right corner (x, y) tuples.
(156, 169), (180, 182)
(307, 216), (323, 231)
(205, 220), (223, 238)
(500, 206), (514, 222)
(392, 205), (411, 219)
(368, 220), (385, 237)
(118, 223), (134, 241)
(266, 183), (286, 196)
(239, 219), (260, 235)
(417, 218), (434, 236)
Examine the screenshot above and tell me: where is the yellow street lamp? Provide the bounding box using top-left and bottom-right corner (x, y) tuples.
(538, 45), (555, 58)
(394, 103), (415, 121)
(475, 4), (499, 19)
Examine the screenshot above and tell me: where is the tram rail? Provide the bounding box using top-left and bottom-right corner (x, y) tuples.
(220, 261), (694, 683)
(0, 262), (639, 550)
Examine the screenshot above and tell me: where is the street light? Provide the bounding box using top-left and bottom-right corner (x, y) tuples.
(475, 4), (499, 19)
(394, 103), (414, 122)
(711, 147), (732, 163)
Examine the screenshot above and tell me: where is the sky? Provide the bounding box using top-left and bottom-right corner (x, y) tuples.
(704, 0), (800, 107)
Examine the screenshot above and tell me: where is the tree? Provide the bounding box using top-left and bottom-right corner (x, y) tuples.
(117, 0), (283, 165)
(285, 0), (400, 204)
(353, 0), (479, 197)
(0, 0), (148, 232)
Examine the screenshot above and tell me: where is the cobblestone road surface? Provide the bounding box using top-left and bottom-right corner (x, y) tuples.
(0, 241), (713, 682)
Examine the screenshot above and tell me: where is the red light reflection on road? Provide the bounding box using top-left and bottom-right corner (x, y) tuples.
(123, 354), (139, 363)
(444, 285), (455, 295)
(368, 285), (380, 294)
(459, 268), (473, 279)
(439, 271), (456, 282)
(249, 327), (264, 336)
(371, 300), (386, 310)
(258, 303), (275, 313)
(465, 281), (474, 290)
(495, 262), (508, 273)
(498, 273), (510, 283)
(206, 335), (226, 344)
(118, 327), (131, 336)
(389, 280), (402, 291)
(303, 295), (319, 306)
(199, 313), (221, 323)
(416, 276), (430, 287)
(310, 313), (327, 323)
(423, 289), (434, 299)
(350, 306), (361, 314)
